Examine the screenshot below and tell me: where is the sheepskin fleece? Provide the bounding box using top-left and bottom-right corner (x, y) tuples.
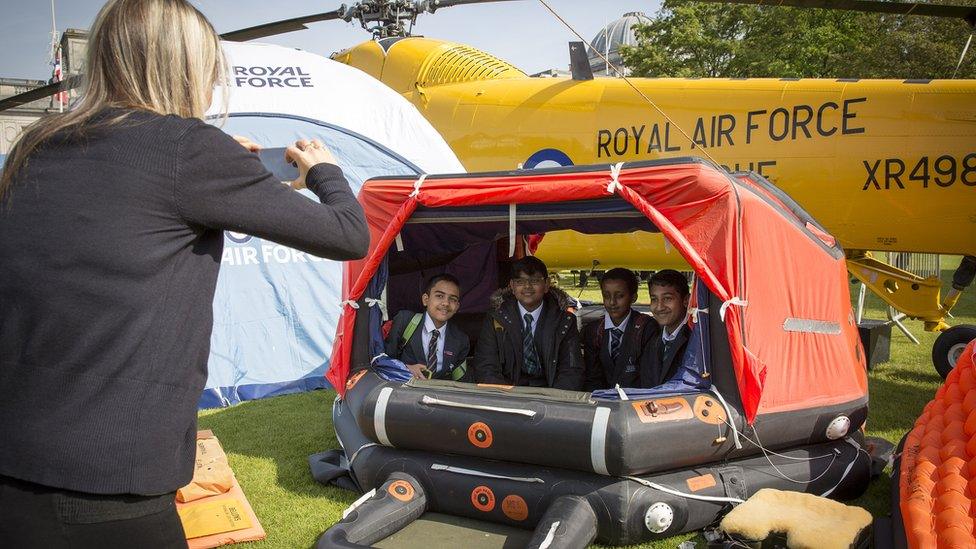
(719, 488), (871, 549)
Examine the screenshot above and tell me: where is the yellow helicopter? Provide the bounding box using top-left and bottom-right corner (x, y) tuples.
(3, 0), (974, 374)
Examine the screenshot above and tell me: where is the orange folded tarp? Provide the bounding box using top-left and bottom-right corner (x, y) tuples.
(176, 430), (266, 548)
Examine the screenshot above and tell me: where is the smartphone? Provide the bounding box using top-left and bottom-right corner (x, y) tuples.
(255, 147), (299, 182)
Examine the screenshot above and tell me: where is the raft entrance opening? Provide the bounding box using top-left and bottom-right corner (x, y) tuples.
(353, 195), (742, 410)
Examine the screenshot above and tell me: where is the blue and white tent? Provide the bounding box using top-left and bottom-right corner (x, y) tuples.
(200, 42), (463, 408)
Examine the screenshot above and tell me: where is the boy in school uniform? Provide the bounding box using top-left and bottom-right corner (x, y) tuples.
(639, 269), (692, 387)
(472, 256), (584, 391)
(384, 274), (471, 381)
(582, 268), (659, 391)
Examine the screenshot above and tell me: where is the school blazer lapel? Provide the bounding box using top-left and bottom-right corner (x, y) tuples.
(598, 325), (614, 385)
(409, 318), (426, 366)
(443, 323), (466, 369)
(501, 300), (526, 374)
(662, 324), (690, 374)
(611, 315), (639, 381)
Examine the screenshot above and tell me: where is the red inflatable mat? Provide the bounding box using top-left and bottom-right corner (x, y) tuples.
(900, 340), (976, 548)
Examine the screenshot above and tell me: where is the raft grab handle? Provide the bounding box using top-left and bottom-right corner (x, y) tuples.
(420, 395), (537, 417)
(430, 463), (545, 483)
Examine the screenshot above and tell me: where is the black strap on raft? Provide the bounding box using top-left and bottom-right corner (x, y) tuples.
(316, 473), (427, 549)
(525, 495), (598, 549)
(308, 450), (360, 493)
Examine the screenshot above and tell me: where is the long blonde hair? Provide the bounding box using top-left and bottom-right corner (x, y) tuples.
(1, 0), (226, 197)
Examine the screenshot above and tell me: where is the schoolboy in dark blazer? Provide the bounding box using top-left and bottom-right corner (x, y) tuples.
(384, 274), (471, 381)
(582, 268), (659, 391)
(639, 269), (692, 387)
(472, 256), (583, 391)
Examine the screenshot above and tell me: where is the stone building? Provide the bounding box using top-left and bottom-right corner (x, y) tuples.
(586, 11), (652, 77)
(1, 29), (87, 158)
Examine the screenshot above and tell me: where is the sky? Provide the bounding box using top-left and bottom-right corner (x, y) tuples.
(0, 0), (662, 81)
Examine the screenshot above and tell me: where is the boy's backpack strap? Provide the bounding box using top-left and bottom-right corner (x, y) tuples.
(451, 360), (468, 381)
(398, 313), (424, 354)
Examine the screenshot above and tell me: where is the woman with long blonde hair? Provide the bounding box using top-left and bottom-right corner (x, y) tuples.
(0, 1), (368, 545)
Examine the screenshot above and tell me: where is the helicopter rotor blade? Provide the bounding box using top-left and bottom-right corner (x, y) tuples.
(690, 0), (976, 26)
(419, 0), (524, 14)
(220, 6), (350, 42)
(0, 75), (82, 113)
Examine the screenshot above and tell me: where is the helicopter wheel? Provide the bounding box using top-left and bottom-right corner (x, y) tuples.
(933, 325), (976, 379)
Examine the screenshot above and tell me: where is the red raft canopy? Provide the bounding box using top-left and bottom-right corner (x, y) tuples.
(327, 159), (867, 423)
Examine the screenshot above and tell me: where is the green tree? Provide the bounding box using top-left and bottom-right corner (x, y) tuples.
(621, 0), (976, 79)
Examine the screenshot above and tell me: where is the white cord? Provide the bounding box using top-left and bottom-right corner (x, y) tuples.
(688, 307), (708, 323)
(820, 439), (869, 497)
(340, 300), (360, 309)
(713, 413), (841, 486)
(719, 297), (748, 321)
(606, 162), (624, 193)
(408, 174), (427, 198)
(953, 32), (974, 79)
(538, 521), (560, 549)
(709, 387), (743, 450)
(625, 475), (745, 504)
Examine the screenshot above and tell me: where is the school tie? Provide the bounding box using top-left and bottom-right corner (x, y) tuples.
(427, 329), (440, 373)
(609, 328), (622, 362)
(522, 313), (541, 375)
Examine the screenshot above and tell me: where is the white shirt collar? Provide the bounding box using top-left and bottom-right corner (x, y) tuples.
(517, 302), (543, 333)
(603, 310), (631, 331)
(661, 316), (688, 342)
(422, 312), (445, 336)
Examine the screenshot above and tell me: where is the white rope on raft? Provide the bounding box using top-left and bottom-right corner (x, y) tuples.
(408, 173), (427, 198)
(687, 307), (708, 323)
(606, 162), (624, 194)
(719, 297), (748, 321)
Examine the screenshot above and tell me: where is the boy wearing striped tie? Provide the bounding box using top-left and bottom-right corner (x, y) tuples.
(384, 274), (470, 381)
(582, 268), (659, 391)
(641, 269), (692, 387)
(472, 257), (583, 390)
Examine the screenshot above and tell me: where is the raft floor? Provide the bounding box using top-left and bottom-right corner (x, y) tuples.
(373, 512), (533, 548)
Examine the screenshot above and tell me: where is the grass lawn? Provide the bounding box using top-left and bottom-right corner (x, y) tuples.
(198, 259), (974, 548)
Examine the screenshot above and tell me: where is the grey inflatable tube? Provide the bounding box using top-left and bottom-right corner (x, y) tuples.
(328, 395), (871, 546)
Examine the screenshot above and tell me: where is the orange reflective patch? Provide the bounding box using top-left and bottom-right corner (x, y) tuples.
(686, 474), (716, 492)
(693, 396), (726, 425)
(468, 422), (493, 448)
(632, 397), (693, 423)
(387, 480), (415, 502)
(346, 370), (367, 391)
(471, 486), (495, 512)
(501, 495), (528, 521)
(477, 383), (514, 390)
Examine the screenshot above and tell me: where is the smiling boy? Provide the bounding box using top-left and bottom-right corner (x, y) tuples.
(582, 268), (658, 391)
(640, 269), (691, 387)
(384, 274), (470, 381)
(472, 257), (583, 390)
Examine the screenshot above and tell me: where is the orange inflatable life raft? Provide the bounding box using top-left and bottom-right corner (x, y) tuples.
(898, 340), (976, 548)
